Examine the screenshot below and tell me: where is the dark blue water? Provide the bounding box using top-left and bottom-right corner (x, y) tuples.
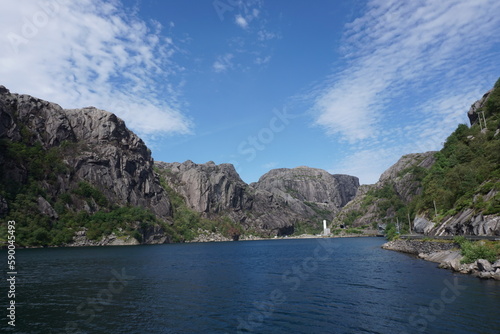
(1, 237), (499, 333)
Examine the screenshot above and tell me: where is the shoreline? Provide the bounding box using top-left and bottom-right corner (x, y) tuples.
(382, 238), (500, 281)
(0, 232), (382, 249)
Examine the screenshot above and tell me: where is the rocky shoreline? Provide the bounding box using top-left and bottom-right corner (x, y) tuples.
(382, 239), (500, 280)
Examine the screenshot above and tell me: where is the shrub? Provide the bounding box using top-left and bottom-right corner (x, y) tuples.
(455, 237), (499, 264)
(72, 182), (109, 207)
(385, 222), (398, 241)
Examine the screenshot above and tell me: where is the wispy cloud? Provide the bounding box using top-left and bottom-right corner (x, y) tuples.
(255, 55), (271, 65)
(213, 53), (234, 73)
(313, 0), (500, 142)
(263, 161), (279, 169)
(214, 0), (277, 72)
(0, 0), (192, 139)
(312, 0), (500, 183)
(257, 30), (279, 41)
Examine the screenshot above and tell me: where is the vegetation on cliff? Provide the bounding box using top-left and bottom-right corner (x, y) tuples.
(0, 139), (163, 246)
(334, 78), (500, 238)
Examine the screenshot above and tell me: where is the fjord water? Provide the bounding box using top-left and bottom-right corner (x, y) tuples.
(2, 238), (499, 334)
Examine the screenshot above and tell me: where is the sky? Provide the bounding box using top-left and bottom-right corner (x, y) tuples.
(1, 0), (500, 185)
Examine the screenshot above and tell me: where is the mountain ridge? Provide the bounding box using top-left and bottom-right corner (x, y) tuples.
(1, 79), (499, 247)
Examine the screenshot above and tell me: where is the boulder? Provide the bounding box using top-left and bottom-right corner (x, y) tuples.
(413, 216), (435, 234)
(476, 259), (494, 272)
(37, 196), (59, 219)
(478, 271), (493, 279)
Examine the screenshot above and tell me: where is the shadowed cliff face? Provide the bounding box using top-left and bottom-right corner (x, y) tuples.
(156, 161), (359, 236)
(0, 86), (171, 219)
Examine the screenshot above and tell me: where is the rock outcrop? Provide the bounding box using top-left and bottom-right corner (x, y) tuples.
(157, 161), (247, 215)
(416, 210), (500, 236)
(378, 152), (436, 203)
(467, 89), (493, 125)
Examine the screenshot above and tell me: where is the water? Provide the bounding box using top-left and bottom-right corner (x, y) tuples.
(1, 237), (499, 333)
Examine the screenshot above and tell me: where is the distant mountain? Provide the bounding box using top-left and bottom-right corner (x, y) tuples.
(155, 161), (359, 237)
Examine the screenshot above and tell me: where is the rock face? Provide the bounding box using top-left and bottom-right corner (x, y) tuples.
(156, 162), (359, 236)
(0, 85), (361, 242)
(378, 153), (436, 203)
(157, 161), (247, 214)
(421, 209), (500, 236)
(253, 167), (359, 215)
(0, 86), (171, 231)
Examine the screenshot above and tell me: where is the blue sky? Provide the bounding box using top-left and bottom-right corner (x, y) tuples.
(1, 0), (500, 184)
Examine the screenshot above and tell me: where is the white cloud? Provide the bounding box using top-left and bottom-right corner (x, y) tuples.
(0, 0), (192, 138)
(233, 3), (261, 30)
(314, 0), (500, 183)
(330, 148), (404, 185)
(312, 0), (500, 143)
(235, 15), (249, 29)
(213, 53), (234, 73)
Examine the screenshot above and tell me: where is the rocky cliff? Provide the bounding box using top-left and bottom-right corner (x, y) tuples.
(334, 79), (500, 237)
(332, 152), (436, 229)
(156, 160), (247, 215)
(0, 86), (171, 245)
(156, 162), (359, 236)
(413, 84), (500, 237)
(253, 167), (359, 215)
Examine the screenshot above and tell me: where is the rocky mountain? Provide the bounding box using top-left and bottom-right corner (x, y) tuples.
(332, 151), (436, 230)
(253, 167), (359, 214)
(155, 162), (359, 236)
(412, 81), (500, 237)
(334, 78), (500, 237)
(0, 85), (172, 245)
